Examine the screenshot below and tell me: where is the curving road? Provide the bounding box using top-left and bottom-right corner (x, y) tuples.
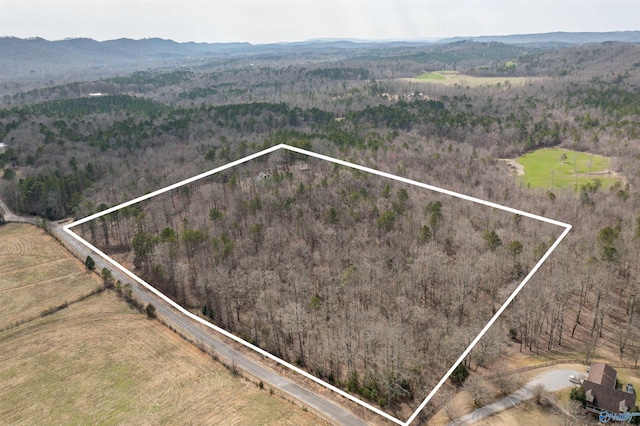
(448, 368), (583, 425)
(0, 198), (37, 225)
(0, 199), (369, 426)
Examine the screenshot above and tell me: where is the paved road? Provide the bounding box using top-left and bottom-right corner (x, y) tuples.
(0, 199), (369, 426)
(448, 368), (583, 425)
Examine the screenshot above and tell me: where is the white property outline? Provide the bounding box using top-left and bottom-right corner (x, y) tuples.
(64, 144), (571, 426)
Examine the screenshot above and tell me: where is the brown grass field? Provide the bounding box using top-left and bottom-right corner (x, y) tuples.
(398, 74), (538, 88)
(0, 223), (102, 331)
(471, 399), (566, 426)
(0, 223), (324, 425)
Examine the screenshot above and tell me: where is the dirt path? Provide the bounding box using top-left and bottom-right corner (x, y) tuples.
(0, 198), (38, 225)
(498, 159), (524, 176)
(578, 169), (628, 185)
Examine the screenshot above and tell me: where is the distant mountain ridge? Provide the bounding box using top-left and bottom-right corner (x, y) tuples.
(3, 31), (638, 61)
(1, 31), (639, 83)
(438, 31), (640, 45)
(0, 36), (432, 82)
(0, 36), (254, 62)
(0, 37), (260, 83)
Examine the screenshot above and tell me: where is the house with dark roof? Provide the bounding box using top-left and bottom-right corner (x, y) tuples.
(583, 363), (636, 415)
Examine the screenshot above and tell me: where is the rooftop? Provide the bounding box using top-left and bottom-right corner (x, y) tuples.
(587, 362), (617, 389)
(584, 363), (636, 414)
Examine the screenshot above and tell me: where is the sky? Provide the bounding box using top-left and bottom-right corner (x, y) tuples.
(0, 0), (638, 44)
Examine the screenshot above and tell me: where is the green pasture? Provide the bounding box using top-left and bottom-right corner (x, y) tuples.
(516, 148), (619, 189)
(415, 72), (447, 80)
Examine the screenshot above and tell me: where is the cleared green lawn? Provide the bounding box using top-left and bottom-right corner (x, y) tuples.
(516, 148), (619, 189)
(415, 72), (447, 80)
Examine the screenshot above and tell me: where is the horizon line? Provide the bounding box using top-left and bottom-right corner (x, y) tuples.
(1, 29), (639, 46)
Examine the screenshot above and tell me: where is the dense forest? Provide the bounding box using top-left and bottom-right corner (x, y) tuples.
(77, 149), (560, 416)
(2, 38), (640, 422)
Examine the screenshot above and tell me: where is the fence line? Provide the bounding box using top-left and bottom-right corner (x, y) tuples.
(498, 358), (640, 377)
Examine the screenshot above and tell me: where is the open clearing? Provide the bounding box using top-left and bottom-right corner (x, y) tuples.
(415, 72), (449, 80)
(515, 147), (619, 189)
(0, 223), (102, 331)
(400, 73), (535, 88)
(0, 223), (324, 426)
(468, 398), (566, 426)
(431, 397), (566, 426)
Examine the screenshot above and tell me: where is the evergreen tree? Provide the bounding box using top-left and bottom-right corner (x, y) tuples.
(84, 255), (96, 271)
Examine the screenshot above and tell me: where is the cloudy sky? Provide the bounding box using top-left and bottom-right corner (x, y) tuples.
(1, 0), (638, 44)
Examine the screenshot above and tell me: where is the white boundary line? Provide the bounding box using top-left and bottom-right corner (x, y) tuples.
(64, 144), (571, 426)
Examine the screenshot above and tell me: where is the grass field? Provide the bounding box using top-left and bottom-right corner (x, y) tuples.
(0, 223), (102, 331)
(401, 72), (535, 88)
(473, 398), (566, 426)
(415, 72), (449, 80)
(0, 223), (324, 425)
(516, 148), (619, 189)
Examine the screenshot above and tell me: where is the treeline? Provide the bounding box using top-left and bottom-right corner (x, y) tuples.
(0, 98), (339, 218)
(381, 41), (534, 71)
(306, 67), (372, 80)
(2, 71), (638, 220)
(105, 70), (195, 88)
(0, 94), (167, 120)
(6, 162), (99, 219)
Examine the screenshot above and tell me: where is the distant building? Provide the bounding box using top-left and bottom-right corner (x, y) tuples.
(88, 93), (103, 97)
(583, 363), (636, 415)
(255, 172), (270, 182)
(0, 142), (7, 152)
